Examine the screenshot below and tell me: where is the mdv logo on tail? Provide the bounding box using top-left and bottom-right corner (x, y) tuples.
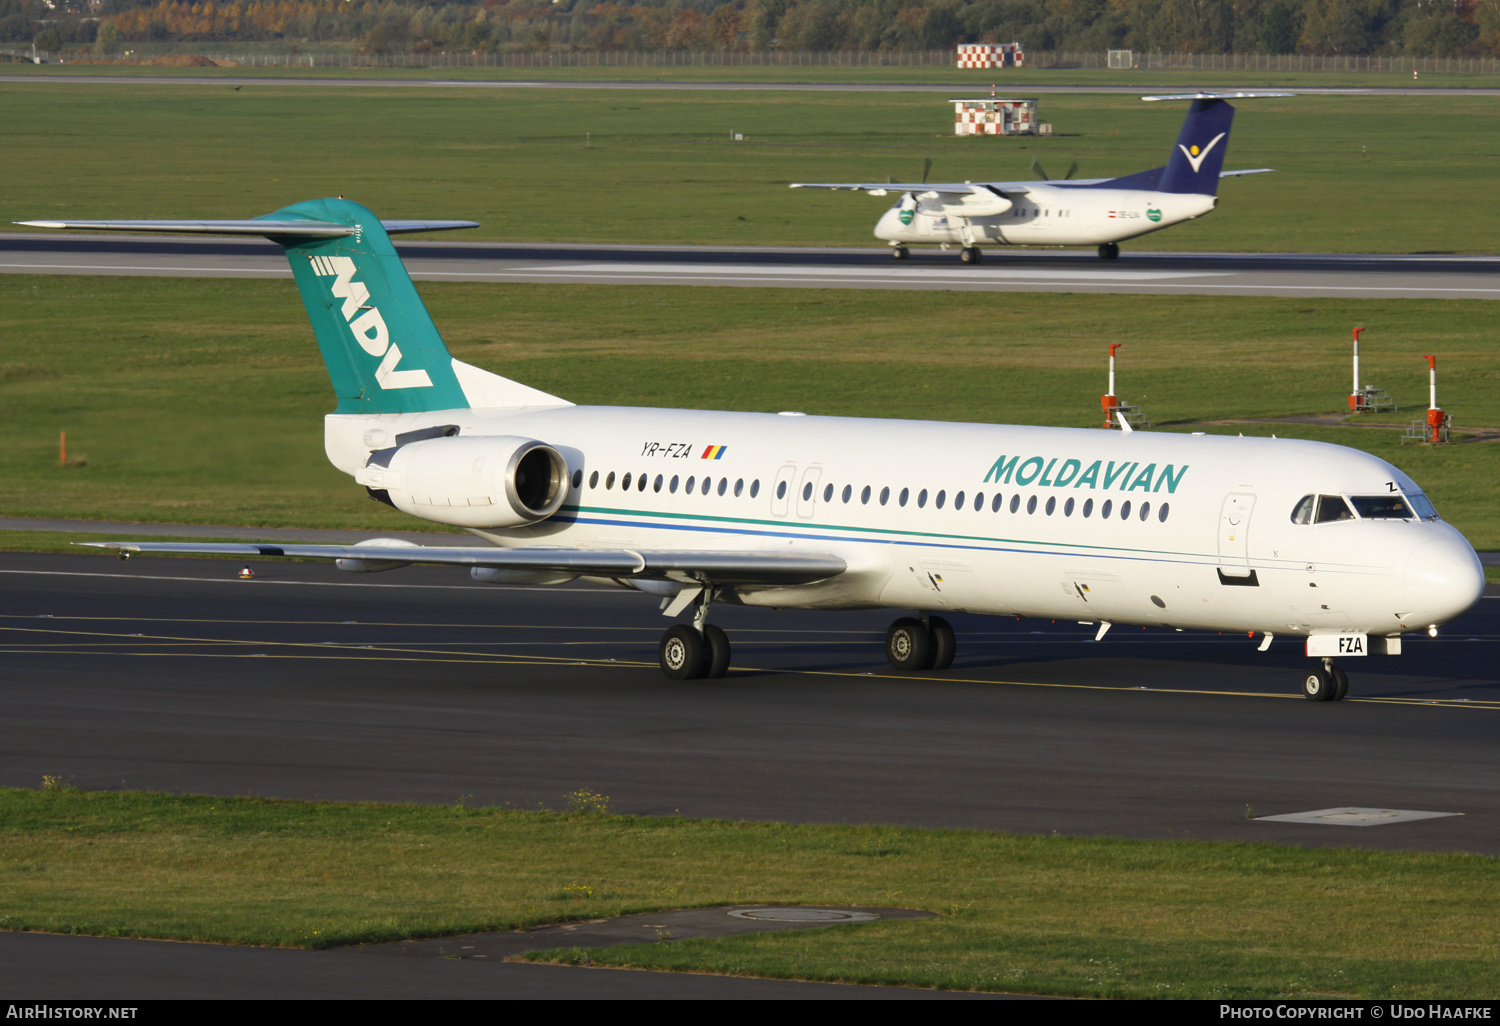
(309, 254), (432, 390)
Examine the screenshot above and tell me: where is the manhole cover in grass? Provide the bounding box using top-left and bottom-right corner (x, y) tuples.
(728, 907), (880, 923)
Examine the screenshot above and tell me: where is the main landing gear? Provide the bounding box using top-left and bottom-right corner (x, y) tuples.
(1097, 242), (1120, 260)
(885, 614), (956, 672)
(658, 588), (730, 680)
(959, 246), (983, 265)
(891, 246), (911, 260)
(1302, 658), (1350, 702)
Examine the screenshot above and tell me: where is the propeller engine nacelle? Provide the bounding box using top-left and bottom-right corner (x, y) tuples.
(357, 434), (570, 529)
(915, 187), (1014, 219)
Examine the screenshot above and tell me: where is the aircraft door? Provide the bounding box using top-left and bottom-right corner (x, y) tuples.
(795, 465), (823, 519)
(770, 463), (797, 518)
(1217, 493), (1256, 577)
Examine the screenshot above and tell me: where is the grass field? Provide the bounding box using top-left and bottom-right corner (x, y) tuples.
(2, 786), (1497, 998)
(4, 275), (1497, 543)
(4, 82), (1499, 251)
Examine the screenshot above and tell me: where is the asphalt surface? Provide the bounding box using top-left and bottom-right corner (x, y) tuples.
(4, 551), (1496, 851)
(4, 232), (1498, 299)
(3, 550), (1496, 997)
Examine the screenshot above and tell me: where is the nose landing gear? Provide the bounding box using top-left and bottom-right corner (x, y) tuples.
(1302, 658), (1350, 701)
(884, 614), (956, 672)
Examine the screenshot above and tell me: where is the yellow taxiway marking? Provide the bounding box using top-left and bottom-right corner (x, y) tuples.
(3, 625), (1496, 710)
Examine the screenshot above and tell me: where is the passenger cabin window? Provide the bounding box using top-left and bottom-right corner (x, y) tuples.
(1349, 495), (1414, 519)
(1315, 495), (1355, 523)
(1291, 494), (1315, 525)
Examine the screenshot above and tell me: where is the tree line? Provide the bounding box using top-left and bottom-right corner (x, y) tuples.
(10, 0), (1500, 59)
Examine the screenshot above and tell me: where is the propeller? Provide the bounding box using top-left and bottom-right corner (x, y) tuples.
(1030, 158), (1080, 181)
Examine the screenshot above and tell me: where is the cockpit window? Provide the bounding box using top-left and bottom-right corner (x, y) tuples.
(1290, 495), (1315, 525)
(1314, 495), (1355, 523)
(1407, 491), (1440, 520)
(1349, 495), (1414, 520)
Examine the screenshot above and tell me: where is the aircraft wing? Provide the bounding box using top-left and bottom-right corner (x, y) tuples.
(15, 218), (479, 237)
(77, 541), (846, 586)
(1219, 168), (1276, 177)
(789, 182), (1031, 197)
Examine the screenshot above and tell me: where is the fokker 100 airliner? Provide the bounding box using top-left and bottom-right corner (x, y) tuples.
(23, 199), (1483, 699)
(790, 92), (1286, 263)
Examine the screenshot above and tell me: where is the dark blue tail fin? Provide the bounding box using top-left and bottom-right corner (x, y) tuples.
(1157, 97), (1235, 194)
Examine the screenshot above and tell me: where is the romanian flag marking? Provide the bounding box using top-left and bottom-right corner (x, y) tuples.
(701, 445), (727, 460)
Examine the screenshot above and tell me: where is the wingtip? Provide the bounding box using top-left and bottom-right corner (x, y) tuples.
(16, 220), (66, 228)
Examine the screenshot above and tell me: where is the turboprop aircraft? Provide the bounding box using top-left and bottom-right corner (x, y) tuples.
(22, 198), (1483, 699)
(790, 92), (1287, 263)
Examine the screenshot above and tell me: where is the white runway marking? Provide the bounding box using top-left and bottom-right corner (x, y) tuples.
(543, 262), (1231, 281)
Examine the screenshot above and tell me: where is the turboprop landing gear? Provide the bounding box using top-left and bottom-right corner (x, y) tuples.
(1097, 242), (1120, 261)
(1302, 658), (1349, 702)
(658, 588), (730, 680)
(892, 246), (910, 260)
(959, 246), (983, 265)
(885, 614), (956, 671)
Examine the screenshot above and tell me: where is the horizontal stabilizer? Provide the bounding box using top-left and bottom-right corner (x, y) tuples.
(1220, 168), (1275, 177)
(14, 219), (479, 237)
(80, 542), (847, 586)
(1142, 92), (1296, 101)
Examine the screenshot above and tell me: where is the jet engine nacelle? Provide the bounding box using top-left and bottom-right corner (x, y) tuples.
(358, 434), (570, 529)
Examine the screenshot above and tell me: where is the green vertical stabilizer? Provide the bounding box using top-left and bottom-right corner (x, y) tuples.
(260, 199), (470, 415)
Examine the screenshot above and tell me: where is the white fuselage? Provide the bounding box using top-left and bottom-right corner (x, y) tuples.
(874, 185), (1216, 247)
(326, 406), (1484, 639)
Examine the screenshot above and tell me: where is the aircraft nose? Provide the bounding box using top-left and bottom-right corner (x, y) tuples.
(874, 206), (904, 240)
(1403, 534), (1485, 626)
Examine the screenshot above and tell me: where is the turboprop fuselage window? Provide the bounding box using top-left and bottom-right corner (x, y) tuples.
(572, 470), (583, 490)
(639, 474), (648, 492)
(880, 487), (890, 506)
(734, 479), (744, 497)
(655, 474), (664, 493)
(1026, 496), (1037, 514)
(862, 485), (872, 504)
(605, 472), (616, 490)
(1009, 495), (1020, 514)
(917, 489), (928, 508)
(718, 478), (728, 496)
(776, 480), (787, 500)
(750, 480), (760, 498)
(621, 472), (632, 491)
(1158, 503), (1170, 522)
(992, 493), (1003, 512)
(1083, 498), (1094, 517)
(1315, 495), (1355, 523)
(1121, 500), (1132, 520)
(1291, 494), (1315, 525)
(671, 475), (680, 493)
(1349, 495), (1414, 519)
(900, 488), (910, 507)
(842, 484), (852, 503)
(589, 471), (599, 489)
(1101, 499), (1113, 518)
(1045, 496), (1056, 515)
(824, 483), (834, 503)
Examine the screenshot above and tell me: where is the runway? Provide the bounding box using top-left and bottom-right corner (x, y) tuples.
(4, 232), (1498, 299)
(6, 73), (1500, 97)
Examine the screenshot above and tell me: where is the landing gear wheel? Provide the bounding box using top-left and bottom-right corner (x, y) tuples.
(928, 615), (956, 671)
(660, 624), (706, 680)
(702, 623), (731, 679)
(892, 246), (910, 260)
(959, 246), (983, 265)
(1098, 242), (1120, 261)
(1302, 667), (1335, 702)
(1331, 666), (1349, 701)
(886, 617), (934, 671)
